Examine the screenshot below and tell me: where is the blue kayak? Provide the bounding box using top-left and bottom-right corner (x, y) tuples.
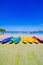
(0, 40), (1, 42)
(1, 36), (13, 43)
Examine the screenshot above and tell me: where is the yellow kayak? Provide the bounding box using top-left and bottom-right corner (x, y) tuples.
(22, 36), (29, 44)
(22, 36), (39, 44)
(27, 36), (39, 44)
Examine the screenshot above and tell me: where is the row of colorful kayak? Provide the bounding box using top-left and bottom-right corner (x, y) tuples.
(0, 36), (43, 44)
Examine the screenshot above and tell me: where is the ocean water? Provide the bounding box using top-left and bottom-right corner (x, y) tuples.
(1, 31), (43, 35)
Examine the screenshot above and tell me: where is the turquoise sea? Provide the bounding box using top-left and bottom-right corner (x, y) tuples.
(1, 31), (43, 34)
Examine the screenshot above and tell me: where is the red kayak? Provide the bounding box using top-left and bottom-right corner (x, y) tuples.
(33, 36), (43, 43)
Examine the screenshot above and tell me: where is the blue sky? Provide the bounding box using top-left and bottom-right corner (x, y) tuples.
(0, 0), (43, 31)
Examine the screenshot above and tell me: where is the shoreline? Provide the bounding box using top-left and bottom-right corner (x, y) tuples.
(0, 34), (43, 39)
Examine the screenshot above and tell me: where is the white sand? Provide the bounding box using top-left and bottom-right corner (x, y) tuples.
(0, 34), (43, 40)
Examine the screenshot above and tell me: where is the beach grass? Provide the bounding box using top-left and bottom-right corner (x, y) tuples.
(0, 42), (43, 65)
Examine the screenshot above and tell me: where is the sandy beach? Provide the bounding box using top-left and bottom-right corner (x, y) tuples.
(0, 34), (43, 65)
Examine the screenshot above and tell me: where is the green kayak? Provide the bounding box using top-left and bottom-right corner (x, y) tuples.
(10, 36), (21, 44)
